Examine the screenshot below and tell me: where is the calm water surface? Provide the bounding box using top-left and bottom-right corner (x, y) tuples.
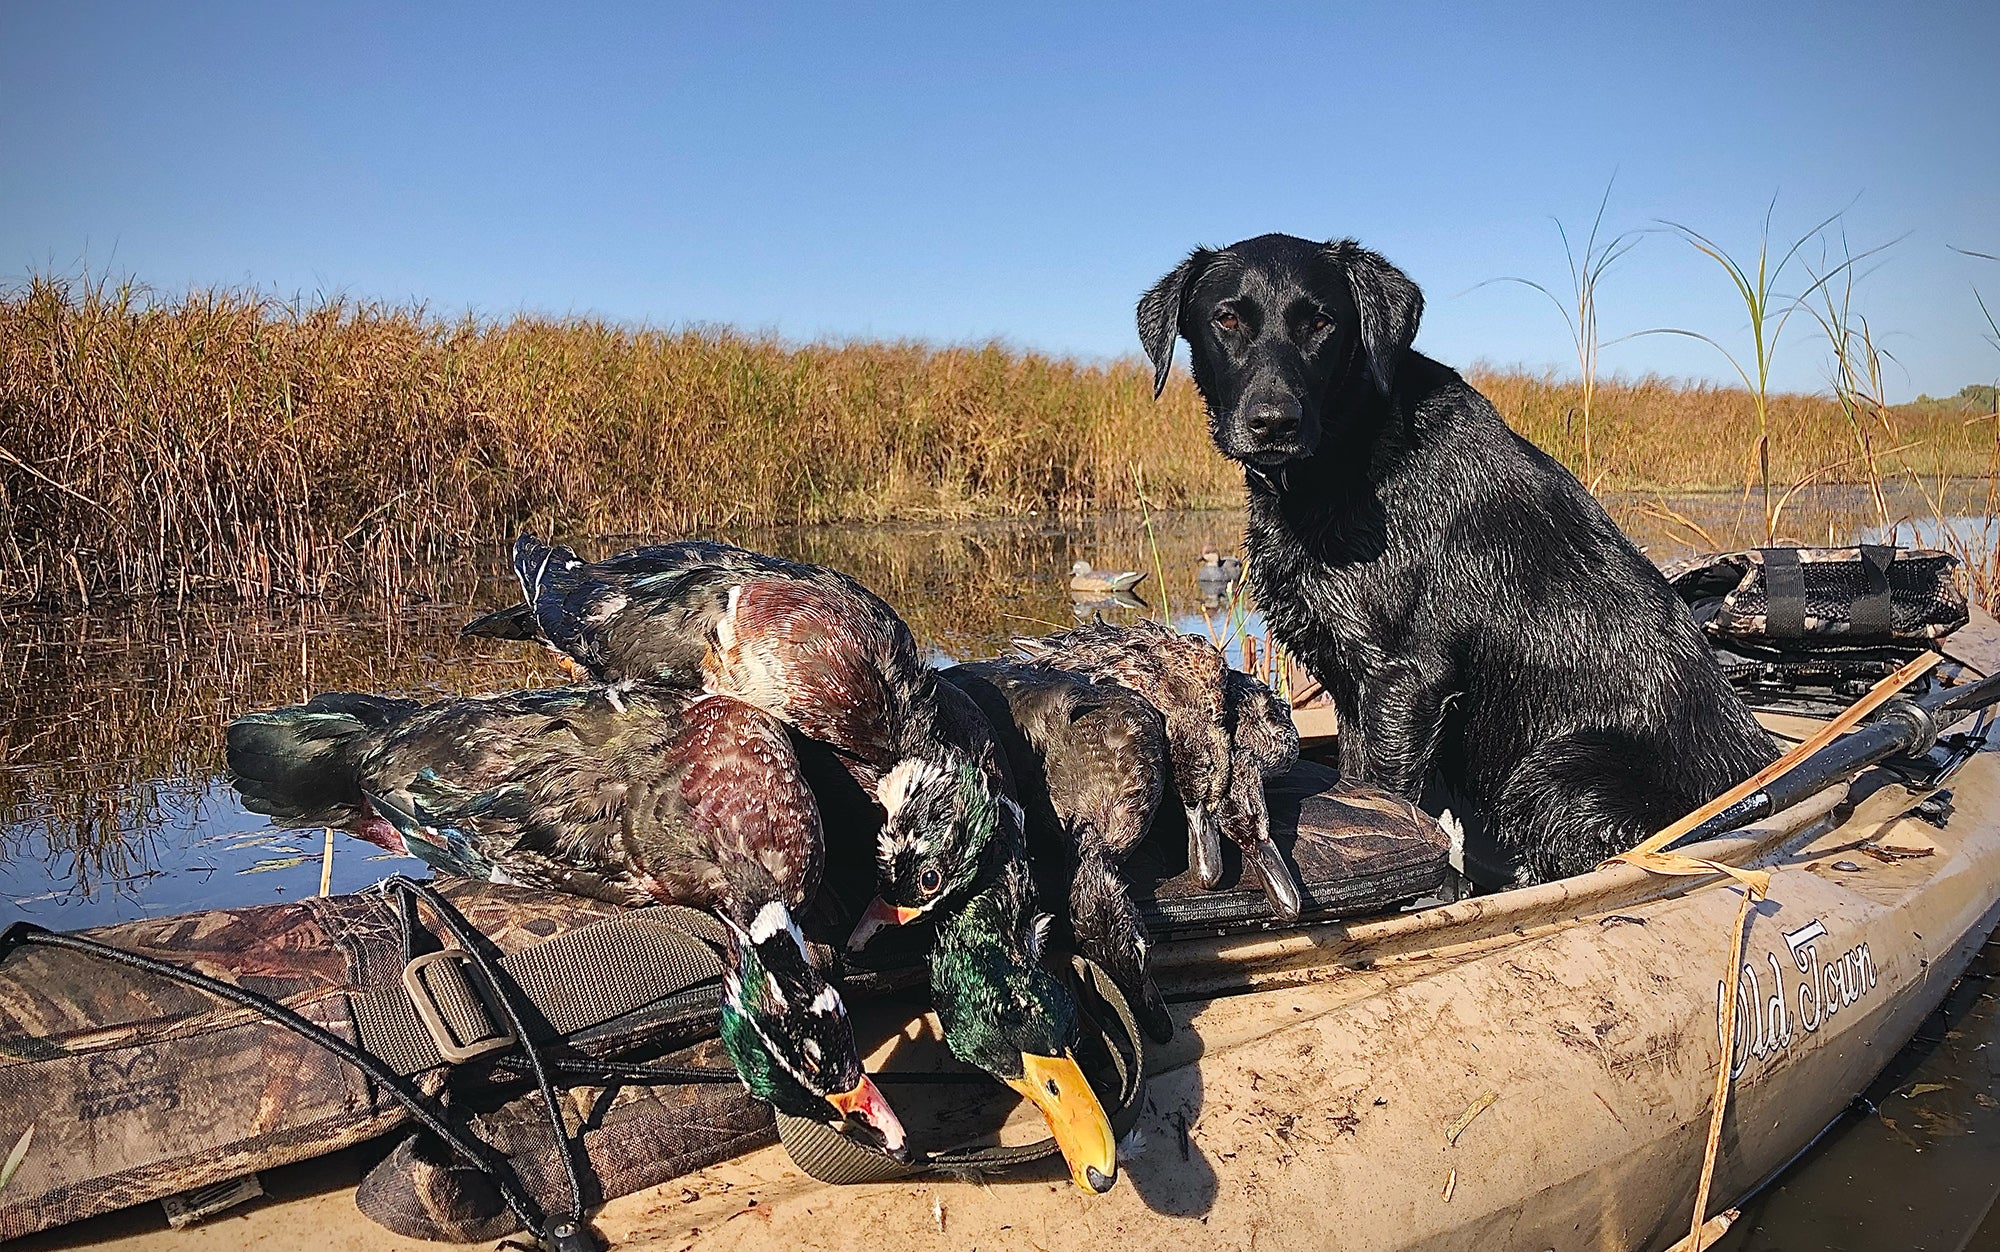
(3, 484), (1995, 1242)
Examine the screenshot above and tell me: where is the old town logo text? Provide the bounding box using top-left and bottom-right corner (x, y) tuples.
(1720, 917), (1878, 1079)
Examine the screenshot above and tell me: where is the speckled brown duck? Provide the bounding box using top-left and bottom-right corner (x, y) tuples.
(461, 535), (1013, 931)
(225, 685), (907, 1157)
(939, 659), (1175, 1043)
(1014, 618), (1305, 919)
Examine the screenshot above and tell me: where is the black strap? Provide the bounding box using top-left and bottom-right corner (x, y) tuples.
(1852, 544), (1897, 638)
(1761, 548), (1807, 638)
(349, 902), (727, 1076)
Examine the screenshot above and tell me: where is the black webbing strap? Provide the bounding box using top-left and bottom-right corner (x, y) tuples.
(350, 899), (729, 1076)
(1852, 544), (1898, 638)
(772, 956), (1148, 1185)
(1760, 547), (1807, 638)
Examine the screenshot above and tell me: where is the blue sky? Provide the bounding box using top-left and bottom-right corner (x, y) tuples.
(3, 2), (1995, 400)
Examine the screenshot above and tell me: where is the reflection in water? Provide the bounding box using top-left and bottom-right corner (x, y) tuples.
(0, 484), (1982, 928)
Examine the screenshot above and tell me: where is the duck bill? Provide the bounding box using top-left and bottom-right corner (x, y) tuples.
(845, 895), (926, 951)
(826, 1074), (911, 1162)
(1250, 833), (1304, 921)
(1006, 1051), (1117, 1194)
(1185, 804), (1225, 889)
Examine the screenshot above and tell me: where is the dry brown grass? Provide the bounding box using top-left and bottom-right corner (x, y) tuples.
(3, 274), (1992, 604)
(1470, 369), (1989, 494)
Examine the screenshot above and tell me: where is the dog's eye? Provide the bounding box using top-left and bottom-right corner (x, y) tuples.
(1214, 310), (1240, 331)
(1308, 314), (1332, 334)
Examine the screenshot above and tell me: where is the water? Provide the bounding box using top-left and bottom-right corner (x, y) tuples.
(3, 483), (1995, 1241)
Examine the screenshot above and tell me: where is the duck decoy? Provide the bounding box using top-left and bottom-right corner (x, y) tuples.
(1194, 546), (1245, 606)
(1068, 561), (1146, 595)
(461, 535), (1009, 931)
(225, 685), (908, 1159)
(1014, 618), (1305, 920)
(940, 660), (1175, 1043)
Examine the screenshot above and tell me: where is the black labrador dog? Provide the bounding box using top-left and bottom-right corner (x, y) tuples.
(1138, 233), (1776, 884)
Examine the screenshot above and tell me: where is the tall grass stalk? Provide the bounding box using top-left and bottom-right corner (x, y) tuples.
(1647, 201), (1868, 542)
(1482, 179), (1641, 486)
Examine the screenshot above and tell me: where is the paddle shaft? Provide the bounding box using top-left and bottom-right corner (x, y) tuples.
(1660, 669), (2000, 855)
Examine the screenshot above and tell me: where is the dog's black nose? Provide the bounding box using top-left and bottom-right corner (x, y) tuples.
(1245, 401), (1301, 445)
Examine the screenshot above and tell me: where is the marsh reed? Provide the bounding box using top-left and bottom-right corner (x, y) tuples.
(3, 274), (1994, 605)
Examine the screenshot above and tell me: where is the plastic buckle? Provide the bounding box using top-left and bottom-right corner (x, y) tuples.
(401, 948), (515, 1063)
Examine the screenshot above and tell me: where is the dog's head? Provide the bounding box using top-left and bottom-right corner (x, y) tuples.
(1137, 234), (1423, 466)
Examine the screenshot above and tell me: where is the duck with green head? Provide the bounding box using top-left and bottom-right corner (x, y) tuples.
(225, 685), (908, 1159)
(848, 752), (1120, 1193)
(929, 851), (1121, 1194)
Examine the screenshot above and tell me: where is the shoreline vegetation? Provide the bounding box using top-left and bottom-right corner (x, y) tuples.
(3, 275), (1995, 604)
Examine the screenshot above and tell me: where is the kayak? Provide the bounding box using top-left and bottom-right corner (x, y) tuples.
(17, 625), (2000, 1252)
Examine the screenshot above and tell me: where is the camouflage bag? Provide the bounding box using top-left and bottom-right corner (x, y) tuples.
(0, 878), (762, 1243)
(1664, 544), (1966, 648)
(1663, 545), (1967, 695)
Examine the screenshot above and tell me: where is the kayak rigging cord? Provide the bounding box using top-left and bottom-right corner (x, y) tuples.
(1687, 882), (1762, 1252)
(1603, 650), (2000, 1250)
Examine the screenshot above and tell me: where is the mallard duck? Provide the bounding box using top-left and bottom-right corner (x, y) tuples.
(461, 535), (1008, 930)
(1068, 561), (1146, 595)
(224, 685), (907, 1159)
(1015, 619), (1305, 919)
(939, 660), (1174, 1043)
(926, 815), (1120, 1193)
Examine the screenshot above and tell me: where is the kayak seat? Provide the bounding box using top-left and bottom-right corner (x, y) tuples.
(1128, 760), (1451, 933)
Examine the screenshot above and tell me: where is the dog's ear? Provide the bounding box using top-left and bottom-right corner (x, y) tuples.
(1136, 248), (1215, 398)
(1325, 240), (1423, 395)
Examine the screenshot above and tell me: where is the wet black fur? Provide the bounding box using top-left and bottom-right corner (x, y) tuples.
(1138, 233), (1777, 883)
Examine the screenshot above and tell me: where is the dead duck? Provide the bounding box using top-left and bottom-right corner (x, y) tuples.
(1068, 561), (1146, 595)
(225, 685), (908, 1159)
(461, 535), (1009, 932)
(939, 660), (1174, 1043)
(1014, 618), (1305, 919)
(905, 783), (1121, 1193)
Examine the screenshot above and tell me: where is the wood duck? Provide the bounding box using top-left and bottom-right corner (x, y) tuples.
(225, 685), (907, 1159)
(939, 660), (1175, 1043)
(462, 535), (1008, 933)
(1015, 618), (1305, 919)
(925, 808), (1120, 1194)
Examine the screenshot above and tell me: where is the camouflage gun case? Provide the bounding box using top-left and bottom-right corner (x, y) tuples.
(0, 880), (766, 1243)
